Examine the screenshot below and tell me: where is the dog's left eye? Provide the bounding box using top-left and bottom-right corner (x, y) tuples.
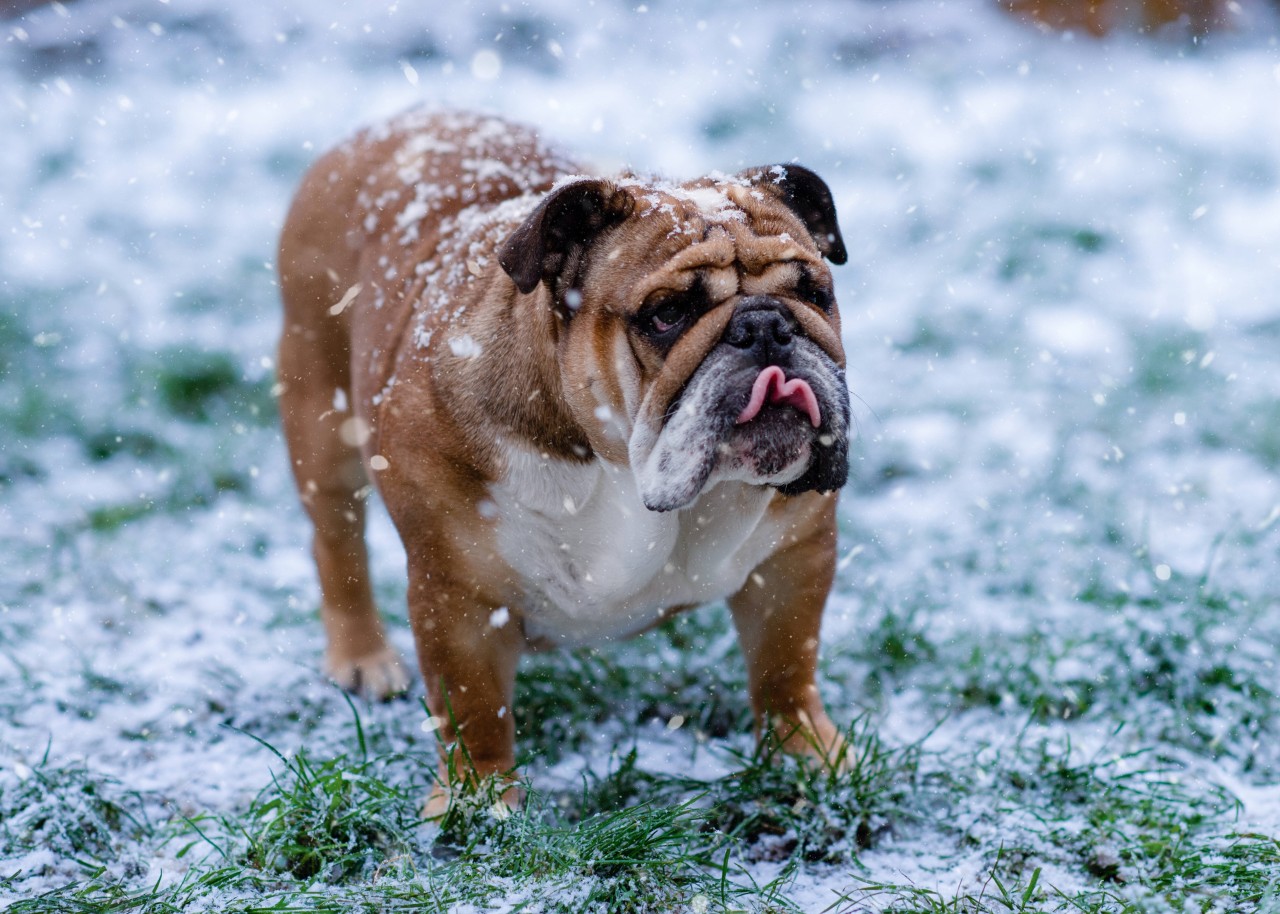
(795, 270), (834, 312)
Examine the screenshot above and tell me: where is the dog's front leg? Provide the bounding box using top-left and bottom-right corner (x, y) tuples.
(405, 560), (524, 817)
(728, 495), (846, 768)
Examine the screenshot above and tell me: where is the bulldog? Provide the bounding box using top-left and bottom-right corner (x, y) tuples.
(1000, 0), (1227, 36)
(276, 110), (852, 810)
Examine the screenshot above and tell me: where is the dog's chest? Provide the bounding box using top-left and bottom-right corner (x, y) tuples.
(490, 447), (781, 644)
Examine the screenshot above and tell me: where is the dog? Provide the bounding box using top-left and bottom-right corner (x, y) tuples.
(276, 109), (851, 812)
(999, 0), (1228, 36)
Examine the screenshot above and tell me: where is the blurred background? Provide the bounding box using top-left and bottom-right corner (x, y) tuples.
(2, 0), (1279, 906)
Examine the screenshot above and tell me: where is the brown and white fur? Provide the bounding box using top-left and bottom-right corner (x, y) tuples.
(277, 110), (852, 813)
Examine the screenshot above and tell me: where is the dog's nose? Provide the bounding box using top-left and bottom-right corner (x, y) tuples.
(724, 298), (796, 365)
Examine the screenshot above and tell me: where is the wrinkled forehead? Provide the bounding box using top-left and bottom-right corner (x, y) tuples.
(616, 179), (823, 302)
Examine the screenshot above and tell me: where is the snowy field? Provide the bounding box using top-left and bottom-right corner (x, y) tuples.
(2, 0), (1280, 910)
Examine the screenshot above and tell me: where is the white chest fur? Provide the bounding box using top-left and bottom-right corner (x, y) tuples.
(490, 445), (783, 644)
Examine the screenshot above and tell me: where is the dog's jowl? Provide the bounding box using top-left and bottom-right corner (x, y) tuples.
(277, 110), (852, 813)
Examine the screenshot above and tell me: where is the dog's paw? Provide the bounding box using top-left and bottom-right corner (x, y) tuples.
(805, 729), (854, 774)
(325, 647), (411, 701)
(421, 779), (524, 821)
(771, 709), (852, 772)
(422, 783), (452, 820)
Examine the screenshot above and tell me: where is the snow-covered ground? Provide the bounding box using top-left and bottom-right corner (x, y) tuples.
(2, 1), (1279, 910)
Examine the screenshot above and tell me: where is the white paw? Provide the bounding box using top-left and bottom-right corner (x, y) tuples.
(325, 647), (411, 701)
(421, 783), (451, 820)
(420, 779), (523, 821)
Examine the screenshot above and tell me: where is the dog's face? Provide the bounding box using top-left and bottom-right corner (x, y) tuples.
(499, 167), (850, 511)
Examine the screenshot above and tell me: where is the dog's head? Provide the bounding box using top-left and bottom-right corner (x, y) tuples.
(499, 165), (850, 512)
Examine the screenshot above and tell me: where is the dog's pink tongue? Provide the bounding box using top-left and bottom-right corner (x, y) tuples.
(736, 366), (821, 428)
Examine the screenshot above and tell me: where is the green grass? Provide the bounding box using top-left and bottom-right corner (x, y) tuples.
(0, 751), (153, 874)
(4, 684), (898, 912)
(216, 708), (423, 883)
(440, 791), (740, 913)
(515, 609), (752, 763)
(6, 699), (1273, 914)
(83, 469), (252, 534)
(147, 348), (273, 425)
(834, 735), (1275, 913)
(4, 542), (1277, 914)
(4, 526), (1275, 913)
(997, 222), (1111, 285)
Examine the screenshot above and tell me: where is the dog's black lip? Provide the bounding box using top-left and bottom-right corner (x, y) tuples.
(729, 399), (819, 434)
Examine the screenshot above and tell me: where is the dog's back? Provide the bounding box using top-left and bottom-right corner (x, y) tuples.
(278, 111), (575, 377)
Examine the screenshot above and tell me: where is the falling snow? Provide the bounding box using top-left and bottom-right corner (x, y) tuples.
(2, 0), (1279, 909)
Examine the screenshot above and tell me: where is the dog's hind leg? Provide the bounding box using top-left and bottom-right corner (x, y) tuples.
(277, 219), (409, 701)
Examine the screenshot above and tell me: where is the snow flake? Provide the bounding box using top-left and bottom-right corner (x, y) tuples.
(448, 334), (483, 358)
(339, 417), (371, 447)
(328, 283), (362, 316)
(471, 49), (502, 81)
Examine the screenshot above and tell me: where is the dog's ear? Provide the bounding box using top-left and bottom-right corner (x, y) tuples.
(743, 164), (847, 265)
(499, 179), (634, 295)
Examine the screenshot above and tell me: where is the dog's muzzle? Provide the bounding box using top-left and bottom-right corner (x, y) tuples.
(724, 298), (823, 429)
(630, 295), (850, 511)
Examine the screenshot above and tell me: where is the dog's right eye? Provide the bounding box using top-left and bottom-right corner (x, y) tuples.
(639, 290), (697, 340)
(637, 279), (706, 344)
(650, 300), (685, 334)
